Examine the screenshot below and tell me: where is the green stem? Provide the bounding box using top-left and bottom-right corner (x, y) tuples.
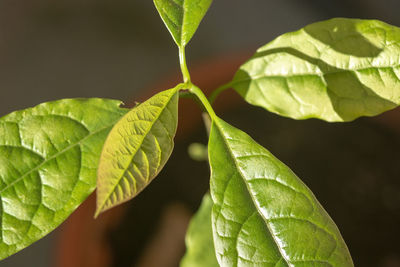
(176, 47), (216, 121)
(179, 47), (191, 83)
(174, 83), (187, 91)
(208, 81), (233, 104)
(189, 84), (217, 120)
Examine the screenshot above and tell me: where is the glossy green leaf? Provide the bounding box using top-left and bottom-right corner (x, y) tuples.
(181, 193), (219, 267)
(96, 88), (179, 216)
(0, 98), (127, 260)
(154, 0), (213, 47)
(209, 117), (354, 266)
(232, 18), (400, 122)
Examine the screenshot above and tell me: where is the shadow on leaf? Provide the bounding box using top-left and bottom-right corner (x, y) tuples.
(304, 18), (383, 58)
(235, 47), (396, 121)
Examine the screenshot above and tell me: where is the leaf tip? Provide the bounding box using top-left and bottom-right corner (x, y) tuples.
(94, 206), (104, 219)
(95, 195), (111, 218)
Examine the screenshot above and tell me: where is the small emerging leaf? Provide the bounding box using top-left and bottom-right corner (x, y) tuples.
(188, 142), (208, 161)
(96, 88), (180, 216)
(154, 0), (213, 47)
(232, 18), (400, 122)
(0, 98), (127, 260)
(209, 117), (354, 266)
(181, 193), (219, 267)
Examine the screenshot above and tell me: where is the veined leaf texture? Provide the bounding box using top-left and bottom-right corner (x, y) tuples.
(209, 117), (354, 266)
(232, 18), (400, 122)
(96, 88), (179, 216)
(0, 98), (127, 259)
(153, 0), (213, 47)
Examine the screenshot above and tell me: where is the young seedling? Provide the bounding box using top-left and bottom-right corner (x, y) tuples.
(1, 1), (400, 266)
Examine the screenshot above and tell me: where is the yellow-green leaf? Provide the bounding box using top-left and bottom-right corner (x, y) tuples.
(0, 98), (127, 260)
(96, 88), (180, 216)
(154, 0), (213, 47)
(209, 117), (354, 266)
(232, 18), (400, 122)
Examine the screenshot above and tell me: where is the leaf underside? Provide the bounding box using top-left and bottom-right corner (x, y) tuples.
(154, 0), (213, 47)
(0, 98), (127, 260)
(232, 18), (400, 122)
(209, 117), (354, 267)
(181, 193), (219, 267)
(96, 88), (179, 216)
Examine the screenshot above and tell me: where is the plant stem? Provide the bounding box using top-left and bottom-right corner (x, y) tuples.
(179, 47), (191, 83)
(208, 81), (233, 104)
(189, 84), (217, 120)
(177, 47), (216, 121)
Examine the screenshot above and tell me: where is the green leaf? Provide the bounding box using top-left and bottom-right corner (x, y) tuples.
(181, 193), (219, 267)
(0, 98), (127, 260)
(154, 0), (213, 47)
(96, 88), (180, 216)
(231, 18), (400, 122)
(209, 117), (354, 266)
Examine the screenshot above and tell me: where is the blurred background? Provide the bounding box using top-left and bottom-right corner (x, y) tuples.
(0, 0), (400, 266)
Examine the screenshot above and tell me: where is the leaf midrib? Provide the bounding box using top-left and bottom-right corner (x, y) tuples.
(97, 90), (177, 213)
(213, 119), (291, 267)
(179, 0), (187, 46)
(234, 63), (400, 87)
(0, 123), (113, 195)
